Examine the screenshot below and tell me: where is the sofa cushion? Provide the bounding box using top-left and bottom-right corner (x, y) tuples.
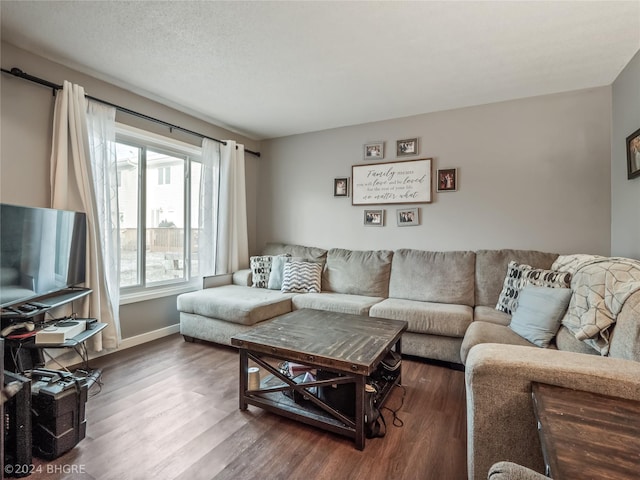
(460, 321), (536, 364)
(475, 249), (559, 307)
(292, 292), (384, 316)
(262, 243), (327, 264)
(555, 326), (599, 356)
(370, 298), (472, 337)
(608, 290), (640, 361)
(388, 249), (476, 306)
(176, 285), (293, 326)
(509, 285), (572, 348)
(473, 306), (511, 326)
(322, 248), (393, 297)
(281, 261), (322, 293)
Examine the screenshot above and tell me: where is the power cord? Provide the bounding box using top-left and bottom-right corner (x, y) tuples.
(381, 383), (406, 428)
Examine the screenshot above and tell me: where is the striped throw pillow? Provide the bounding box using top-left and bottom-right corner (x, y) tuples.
(281, 261), (322, 293)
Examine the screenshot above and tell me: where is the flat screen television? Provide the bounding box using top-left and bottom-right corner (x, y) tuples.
(0, 203), (87, 308)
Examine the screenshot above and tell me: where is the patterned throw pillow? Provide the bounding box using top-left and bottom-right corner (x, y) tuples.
(525, 268), (571, 289)
(496, 261), (533, 314)
(496, 261), (572, 315)
(281, 261), (322, 293)
(250, 255), (274, 288)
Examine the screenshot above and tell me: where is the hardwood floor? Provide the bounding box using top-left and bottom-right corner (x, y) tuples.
(26, 334), (467, 480)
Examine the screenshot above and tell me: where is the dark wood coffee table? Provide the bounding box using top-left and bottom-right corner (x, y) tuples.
(231, 309), (407, 449)
(532, 382), (640, 480)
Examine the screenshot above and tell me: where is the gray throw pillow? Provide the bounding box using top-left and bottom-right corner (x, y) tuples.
(509, 285), (572, 347)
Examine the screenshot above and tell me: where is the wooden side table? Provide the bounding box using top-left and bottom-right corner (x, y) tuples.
(532, 382), (640, 480)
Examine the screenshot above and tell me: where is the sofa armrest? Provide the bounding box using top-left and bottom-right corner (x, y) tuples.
(232, 269), (252, 286)
(488, 462), (547, 480)
(202, 274), (233, 289)
(465, 343), (640, 480)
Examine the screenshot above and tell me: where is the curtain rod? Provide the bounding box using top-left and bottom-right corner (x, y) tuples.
(1, 67), (261, 158)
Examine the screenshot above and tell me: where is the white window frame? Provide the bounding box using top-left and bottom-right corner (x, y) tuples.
(116, 124), (204, 304)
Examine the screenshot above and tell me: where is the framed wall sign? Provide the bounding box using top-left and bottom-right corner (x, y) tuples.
(627, 127), (640, 180)
(351, 158), (432, 205)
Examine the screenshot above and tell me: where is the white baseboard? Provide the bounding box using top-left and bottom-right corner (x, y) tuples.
(119, 323), (180, 350)
(44, 323), (180, 369)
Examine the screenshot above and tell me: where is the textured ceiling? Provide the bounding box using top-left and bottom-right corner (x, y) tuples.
(1, 1), (639, 140)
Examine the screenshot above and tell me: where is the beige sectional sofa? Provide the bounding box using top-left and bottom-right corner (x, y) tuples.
(177, 243), (560, 364)
(177, 243), (640, 480)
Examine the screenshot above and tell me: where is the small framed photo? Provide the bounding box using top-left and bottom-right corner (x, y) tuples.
(396, 138), (418, 157)
(334, 177), (349, 197)
(627, 127), (640, 180)
(364, 141), (384, 160)
(397, 207), (419, 226)
(364, 209), (384, 226)
(437, 168), (457, 192)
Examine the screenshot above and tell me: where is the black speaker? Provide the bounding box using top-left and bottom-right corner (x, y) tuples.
(3, 371), (32, 478)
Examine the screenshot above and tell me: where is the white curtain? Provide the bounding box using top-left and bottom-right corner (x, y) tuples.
(200, 139), (249, 275)
(199, 138), (220, 276)
(49, 81), (120, 350)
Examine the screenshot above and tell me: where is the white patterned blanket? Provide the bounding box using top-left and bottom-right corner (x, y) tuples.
(552, 254), (640, 355)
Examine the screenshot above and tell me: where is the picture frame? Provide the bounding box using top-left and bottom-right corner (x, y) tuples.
(396, 207), (419, 226)
(437, 168), (457, 192)
(334, 177), (349, 197)
(396, 138), (418, 157)
(364, 141), (384, 161)
(364, 209), (384, 226)
(627, 127), (640, 180)
(352, 158), (432, 205)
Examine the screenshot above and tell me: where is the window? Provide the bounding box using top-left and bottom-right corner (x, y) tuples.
(115, 125), (205, 298)
(157, 166), (171, 185)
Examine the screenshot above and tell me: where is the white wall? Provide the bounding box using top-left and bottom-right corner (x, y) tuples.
(259, 88), (612, 255)
(611, 49), (640, 260)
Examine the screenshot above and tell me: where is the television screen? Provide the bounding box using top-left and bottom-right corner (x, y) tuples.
(0, 203), (86, 308)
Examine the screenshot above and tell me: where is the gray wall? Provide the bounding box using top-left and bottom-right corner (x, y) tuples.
(0, 42), (261, 339)
(259, 88), (612, 255)
(611, 49), (640, 260)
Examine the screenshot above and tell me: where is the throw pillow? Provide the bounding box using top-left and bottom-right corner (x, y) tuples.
(281, 261), (322, 293)
(267, 254), (291, 290)
(509, 285), (572, 347)
(496, 261), (533, 314)
(496, 262), (573, 315)
(250, 255), (273, 288)
(525, 267), (572, 289)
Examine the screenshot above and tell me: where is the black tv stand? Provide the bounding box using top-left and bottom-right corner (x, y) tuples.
(1, 287), (92, 321)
